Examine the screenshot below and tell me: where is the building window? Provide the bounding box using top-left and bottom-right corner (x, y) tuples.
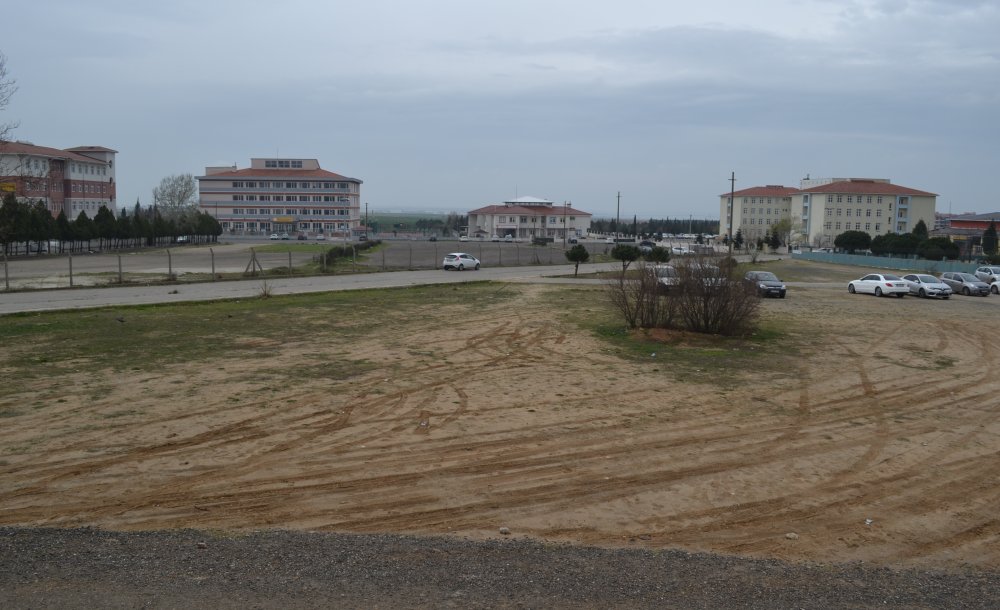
(847, 196), (853, 203)
(232, 195), (244, 201)
(836, 208), (842, 216)
(233, 208), (244, 214)
(827, 195), (833, 203)
(826, 208), (832, 216)
(846, 209), (852, 217)
(825, 222), (832, 230)
(877, 196), (883, 204)
(866, 209), (872, 217)
(246, 195), (257, 201)
(875, 223), (881, 231)
(865, 223), (871, 230)
(836, 222), (841, 230)
(233, 181), (244, 187)
(836, 195), (843, 203)
(855, 223), (861, 230)
(866, 196), (873, 203)
(876, 209), (882, 217)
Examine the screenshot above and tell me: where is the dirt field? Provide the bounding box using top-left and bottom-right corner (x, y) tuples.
(1, 267), (998, 571)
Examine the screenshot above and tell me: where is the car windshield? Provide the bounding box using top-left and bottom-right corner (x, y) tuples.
(754, 272), (778, 281)
(656, 267), (677, 278)
(958, 273), (979, 281)
(916, 275), (938, 283)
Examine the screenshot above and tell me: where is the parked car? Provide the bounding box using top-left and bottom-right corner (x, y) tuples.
(490, 235), (500, 242)
(505, 235), (514, 242)
(567, 236), (578, 244)
(315, 234), (326, 241)
(940, 272), (991, 296)
(459, 235), (469, 242)
(654, 265), (679, 291)
(974, 266), (1000, 284)
(428, 235), (437, 241)
(848, 273), (909, 297)
(269, 233), (280, 240)
(994, 283), (1000, 296)
(296, 234), (307, 240)
(744, 270), (787, 298)
(604, 237), (615, 244)
(901, 274), (952, 299)
(280, 232), (290, 240)
(442, 252), (481, 271)
(176, 235), (190, 244)
(638, 240), (656, 253)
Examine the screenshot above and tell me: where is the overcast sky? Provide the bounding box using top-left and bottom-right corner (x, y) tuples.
(3, 0), (998, 218)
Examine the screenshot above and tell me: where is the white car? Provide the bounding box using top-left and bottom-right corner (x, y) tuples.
(974, 266), (1000, 284)
(315, 234), (326, 241)
(901, 274), (952, 299)
(459, 235), (469, 242)
(848, 273), (908, 297)
(269, 233), (280, 240)
(442, 252), (481, 271)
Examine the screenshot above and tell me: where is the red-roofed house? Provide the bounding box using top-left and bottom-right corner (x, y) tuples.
(0, 141), (118, 218)
(467, 196), (592, 241)
(197, 158), (362, 236)
(719, 178), (937, 248)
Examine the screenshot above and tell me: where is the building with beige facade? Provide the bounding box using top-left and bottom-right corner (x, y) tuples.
(0, 141), (118, 218)
(720, 178), (937, 248)
(467, 196), (592, 241)
(197, 158), (362, 236)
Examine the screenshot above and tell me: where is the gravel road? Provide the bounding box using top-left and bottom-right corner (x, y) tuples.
(2, 527), (997, 609)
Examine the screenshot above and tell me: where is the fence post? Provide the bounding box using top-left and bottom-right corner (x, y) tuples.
(118, 255), (123, 284)
(352, 245), (357, 272)
(3, 250), (8, 291)
(167, 249), (173, 280)
(408, 242), (412, 270)
(498, 245), (502, 267)
(288, 251), (293, 276)
(382, 248), (386, 271)
(69, 251), (74, 287)
(210, 248), (216, 280)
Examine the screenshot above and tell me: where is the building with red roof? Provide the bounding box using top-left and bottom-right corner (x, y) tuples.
(467, 196), (592, 241)
(719, 177), (938, 248)
(197, 158), (362, 237)
(0, 140), (118, 218)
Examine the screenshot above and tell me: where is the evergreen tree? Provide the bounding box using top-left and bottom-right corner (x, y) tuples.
(912, 219), (929, 241)
(982, 220), (998, 256)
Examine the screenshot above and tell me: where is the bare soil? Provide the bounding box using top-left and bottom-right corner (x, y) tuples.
(1, 280), (998, 573)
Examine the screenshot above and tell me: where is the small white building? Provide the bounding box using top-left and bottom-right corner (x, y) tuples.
(467, 196), (592, 240)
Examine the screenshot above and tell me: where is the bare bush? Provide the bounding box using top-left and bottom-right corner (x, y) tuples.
(607, 256), (760, 337)
(606, 263), (675, 329)
(670, 257), (760, 336)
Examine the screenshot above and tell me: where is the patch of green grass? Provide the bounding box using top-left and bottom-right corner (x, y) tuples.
(0, 283), (514, 380)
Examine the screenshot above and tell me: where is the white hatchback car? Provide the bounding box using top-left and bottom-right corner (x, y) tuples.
(442, 252), (481, 271)
(974, 266), (1000, 284)
(848, 273), (909, 297)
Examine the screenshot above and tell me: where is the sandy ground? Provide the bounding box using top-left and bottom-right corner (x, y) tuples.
(1, 281), (998, 572)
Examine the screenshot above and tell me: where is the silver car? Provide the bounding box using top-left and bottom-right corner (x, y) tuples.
(442, 252), (481, 271)
(974, 266), (1000, 284)
(901, 274), (951, 299)
(939, 272), (990, 296)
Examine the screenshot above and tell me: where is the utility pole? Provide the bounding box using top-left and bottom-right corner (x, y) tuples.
(615, 191), (621, 243)
(364, 201), (368, 239)
(728, 171), (736, 255)
(563, 201), (569, 248)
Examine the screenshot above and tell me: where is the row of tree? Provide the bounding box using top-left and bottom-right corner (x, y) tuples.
(830, 219), (989, 261)
(590, 217), (719, 237)
(0, 192), (222, 255)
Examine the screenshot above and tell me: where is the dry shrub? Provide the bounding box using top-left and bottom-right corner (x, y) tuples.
(607, 256), (760, 337)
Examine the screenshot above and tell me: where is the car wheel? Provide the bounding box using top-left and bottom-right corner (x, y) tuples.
(919, 288), (926, 298)
(963, 287), (971, 296)
(875, 287), (882, 297)
(993, 285), (999, 295)
(779, 293), (786, 299)
(896, 293), (905, 298)
(848, 284), (856, 294)
(475, 263), (480, 270)
(458, 264), (465, 271)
